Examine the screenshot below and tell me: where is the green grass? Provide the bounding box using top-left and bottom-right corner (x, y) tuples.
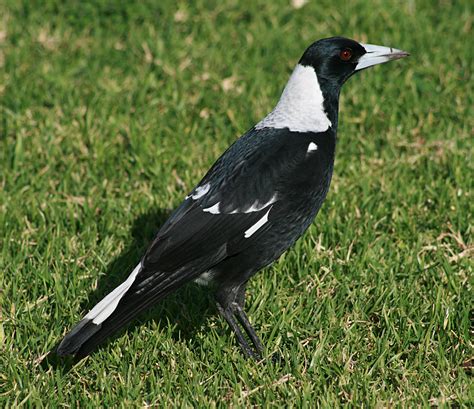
(1, 0), (472, 406)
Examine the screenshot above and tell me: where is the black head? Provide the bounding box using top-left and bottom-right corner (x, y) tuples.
(299, 37), (366, 86)
(296, 37), (409, 126)
(299, 37), (409, 88)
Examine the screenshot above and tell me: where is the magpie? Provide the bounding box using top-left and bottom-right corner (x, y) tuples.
(57, 37), (408, 359)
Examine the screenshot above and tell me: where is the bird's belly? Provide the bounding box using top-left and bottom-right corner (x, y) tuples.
(211, 193), (328, 287)
(252, 174), (333, 258)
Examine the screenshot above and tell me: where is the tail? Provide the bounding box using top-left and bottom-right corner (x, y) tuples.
(56, 263), (194, 358)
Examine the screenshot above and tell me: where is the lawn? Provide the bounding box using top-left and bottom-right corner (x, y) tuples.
(1, 0), (472, 406)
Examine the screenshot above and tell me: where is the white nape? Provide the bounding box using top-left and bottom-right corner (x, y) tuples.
(203, 202), (220, 214)
(244, 207), (272, 238)
(307, 142), (318, 152)
(186, 183), (210, 200)
(255, 64), (332, 133)
(85, 263), (142, 325)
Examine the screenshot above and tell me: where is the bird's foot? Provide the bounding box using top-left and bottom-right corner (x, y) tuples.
(216, 301), (264, 360)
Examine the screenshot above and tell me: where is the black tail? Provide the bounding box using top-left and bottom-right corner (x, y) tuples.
(57, 268), (198, 359)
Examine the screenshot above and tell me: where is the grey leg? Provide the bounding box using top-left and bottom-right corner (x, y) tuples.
(216, 302), (259, 359)
(215, 283), (264, 359)
(231, 302), (264, 355)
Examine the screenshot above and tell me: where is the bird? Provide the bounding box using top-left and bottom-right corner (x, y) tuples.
(57, 37), (409, 360)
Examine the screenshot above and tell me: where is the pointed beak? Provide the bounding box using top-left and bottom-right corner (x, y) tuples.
(355, 43), (409, 71)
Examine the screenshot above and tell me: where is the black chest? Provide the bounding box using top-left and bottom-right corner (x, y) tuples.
(279, 131), (336, 209)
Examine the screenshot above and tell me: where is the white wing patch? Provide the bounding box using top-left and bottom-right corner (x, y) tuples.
(307, 142), (318, 152)
(244, 207), (272, 238)
(187, 183), (210, 200)
(255, 64), (332, 133)
(226, 194), (277, 214)
(203, 195), (277, 215)
(85, 263), (142, 325)
(242, 194), (278, 213)
(203, 202), (220, 214)
(194, 270), (214, 286)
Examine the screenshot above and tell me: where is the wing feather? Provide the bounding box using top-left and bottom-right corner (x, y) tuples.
(142, 128), (318, 274)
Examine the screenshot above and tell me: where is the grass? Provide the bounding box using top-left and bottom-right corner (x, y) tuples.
(1, 0), (472, 406)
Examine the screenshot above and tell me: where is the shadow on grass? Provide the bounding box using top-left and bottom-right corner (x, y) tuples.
(43, 207), (217, 371)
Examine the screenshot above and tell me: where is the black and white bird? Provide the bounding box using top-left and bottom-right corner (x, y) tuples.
(57, 37), (408, 359)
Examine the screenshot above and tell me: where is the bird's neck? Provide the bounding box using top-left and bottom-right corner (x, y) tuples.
(256, 64), (339, 134)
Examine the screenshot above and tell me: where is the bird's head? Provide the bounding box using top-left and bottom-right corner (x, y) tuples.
(299, 37), (409, 88)
(255, 37), (409, 133)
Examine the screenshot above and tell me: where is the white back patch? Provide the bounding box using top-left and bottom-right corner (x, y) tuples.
(85, 263), (142, 324)
(244, 207), (272, 238)
(307, 142), (318, 152)
(255, 64), (332, 133)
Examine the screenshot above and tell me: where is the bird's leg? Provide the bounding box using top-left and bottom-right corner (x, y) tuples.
(216, 302), (258, 359)
(216, 283), (264, 359)
(231, 302), (264, 356)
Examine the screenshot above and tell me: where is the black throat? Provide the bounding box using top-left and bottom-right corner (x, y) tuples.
(317, 77), (341, 131)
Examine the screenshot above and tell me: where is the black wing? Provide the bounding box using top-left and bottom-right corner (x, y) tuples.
(142, 127), (327, 273)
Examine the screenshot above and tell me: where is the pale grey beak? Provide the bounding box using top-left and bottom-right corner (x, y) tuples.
(355, 43), (409, 71)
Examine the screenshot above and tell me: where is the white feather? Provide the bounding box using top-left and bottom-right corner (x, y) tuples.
(203, 202), (220, 214)
(186, 183), (210, 200)
(85, 263), (141, 325)
(194, 271), (214, 286)
(226, 194), (278, 214)
(242, 194), (278, 213)
(244, 207), (272, 238)
(307, 142), (318, 152)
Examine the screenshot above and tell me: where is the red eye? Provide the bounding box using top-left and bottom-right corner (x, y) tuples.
(339, 49), (352, 61)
